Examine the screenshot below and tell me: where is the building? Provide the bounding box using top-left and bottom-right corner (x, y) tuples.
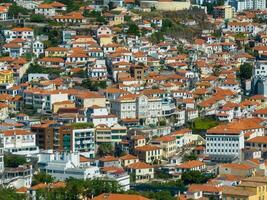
(213, 5), (234, 20)
(1, 129), (39, 155)
(230, 0), (266, 12)
(110, 94), (162, 125)
(134, 145), (162, 164)
(150, 135), (176, 158)
(0, 70), (13, 84)
(205, 119), (264, 162)
(219, 163), (255, 177)
(3, 27), (34, 43)
(252, 61), (267, 96)
(0, 102), (8, 120)
(176, 160), (206, 173)
(0, 5), (8, 21)
(95, 124), (127, 144)
(38, 151), (100, 180)
(72, 128), (95, 158)
(126, 161), (154, 183)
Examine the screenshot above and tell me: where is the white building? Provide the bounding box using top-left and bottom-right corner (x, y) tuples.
(38, 151), (100, 181)
(23, 89), (69, 112)
(110, 94), (162, 125)
(206, 128), (244, 161)
(0, 5), (8, 21)
(15, 0), (43, 10)
(4, 27), (34, 43)
(88, 59), (107, 80)
(32, 40), (44, 58)
(231, 0), (266, 12)
(72, 128), (95, 158)
(1, 129), (39, 155)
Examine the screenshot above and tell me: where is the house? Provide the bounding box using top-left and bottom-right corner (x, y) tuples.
(186, 184), (223, 200)
(219, 163), (256, 177)
(150, 135), (176, 158)
(95, 124), (127, 143)
(99, 156), (120, 168)
(0, 102), (8, 121)
(4, 27), (34, 43)
(126, 161), (154, 183)
(53, 12), (86, 24)
(35, 2), (66, 17)
(176, 160), (206, 173)
(0, 70), (13, 84)
(0, 5), (8, 21)
(134, 145), (162, 164)
(120, 154), (139, 167)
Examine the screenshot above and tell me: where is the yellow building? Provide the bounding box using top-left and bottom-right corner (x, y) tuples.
(52, 100), (76, 113)
(213, 5), (234, 20)
(0, 70), (13, 84)
(223, 177), (267, 200)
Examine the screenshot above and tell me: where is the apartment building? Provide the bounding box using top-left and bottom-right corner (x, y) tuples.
(95, 124), (127, 143)
(110, 94), (162, 125)
(213, 5), (234, 20)
(134, 145), (162, 164)
(3, 27), (34, 43)
(150, 135), (176, 158)
(1, 129), (39, 155)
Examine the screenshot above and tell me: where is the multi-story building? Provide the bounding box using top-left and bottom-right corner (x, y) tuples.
(3, 27), (34, 43)
(134, 145), (162, 164)
(1, 129), (39, 155)
(110, 94), (162, 125)
(95, 124), (127, 144)
(126, 161), (154, 183)
(38, 151), (100, 181)
(23, 89), (69, 112)
(206, 118), (264, 162)
(150, 135), (176, 158)
(213, 5), (234, 19)
(0, 70), (13, 84)
(252, 61), (267, 96)
(206, 127), (244, 162)
(230, 0), (266, 12)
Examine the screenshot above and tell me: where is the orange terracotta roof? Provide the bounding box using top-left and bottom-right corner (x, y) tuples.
(176, 160), (205, 169)
(220, 163), (255, 170)
(127, 161), (153, 169)
(247, 136), (267, 144)
(135, 145), (161, 152)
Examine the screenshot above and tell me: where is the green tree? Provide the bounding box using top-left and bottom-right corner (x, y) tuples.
(8, 3), (28, 18)
(239, 63), (253, 80)
(154, 190), (175, 200)
(97, 143), (114, 157)
(26, 63), (63, 78)
(181, 171), (212, 185)
(81, 79), (107, 91)
(0, 187), (26, 200)
(127, 23), (140, 36)
(30, 14), (46, 23)
(32, 172), (55, 186)
(182, 153), (198, 162)
(4, 153), (27, 168)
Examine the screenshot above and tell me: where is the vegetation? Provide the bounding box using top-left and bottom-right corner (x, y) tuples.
(181, 171), (214, 185)
(182, 153), (198, 162)
(4, 153), (27, 168)
(97, 143), (114, 157)
(70, 122), (94, 129)
(30, 14), (47, 23)
(188, 117), (219, 132)
(8, 3), (28, 18)
(35, 178), (122, 200)
(239, 63), (253, 80)
(81, 79), (107, 91)
(127, 23), (140, 36)
(32, 172), (55, 186)
(26, 63), (63, 78)
(0, 187), (26, 200)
